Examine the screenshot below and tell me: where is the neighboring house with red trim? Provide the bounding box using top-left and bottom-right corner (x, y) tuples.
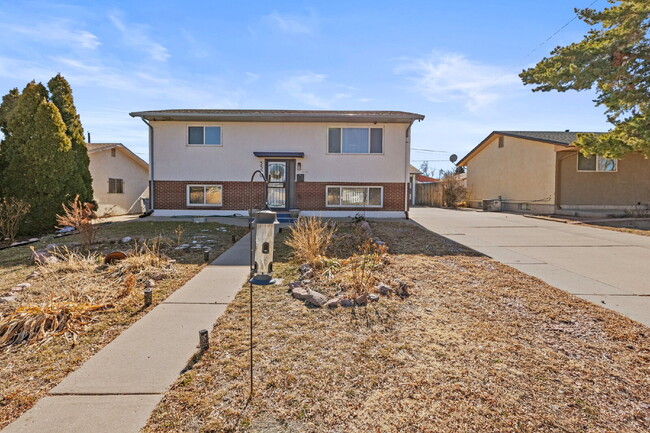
(87, 143), (149, 215)
(457, 131), (650, 215)
(129, 110), (425, 218)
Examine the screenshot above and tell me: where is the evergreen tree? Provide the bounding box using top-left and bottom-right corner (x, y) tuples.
(1, 82), (72, 234)
(0, 88), (21, 198)
(48, 74), (93, 203)
(520, 0), (650, 157)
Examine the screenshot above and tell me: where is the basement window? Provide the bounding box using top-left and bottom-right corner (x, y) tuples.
(577, 154), (617, 172)
(326, 186), (383, 207)
(187, 185), (223, 206)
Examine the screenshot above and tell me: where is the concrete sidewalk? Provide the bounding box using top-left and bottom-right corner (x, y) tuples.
(410, 208), (650, 327)
(2, 234), (252, 433)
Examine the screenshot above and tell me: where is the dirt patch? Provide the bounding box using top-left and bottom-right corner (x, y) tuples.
(142, 221), (649, 433)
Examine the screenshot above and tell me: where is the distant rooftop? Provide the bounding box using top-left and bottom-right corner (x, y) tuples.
(129, 109), (425, 123)
(494, 131), (604, 146)
(457, 130), (604, 166)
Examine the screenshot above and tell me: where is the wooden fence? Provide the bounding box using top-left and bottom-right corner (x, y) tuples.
(416, 182), (444, 207)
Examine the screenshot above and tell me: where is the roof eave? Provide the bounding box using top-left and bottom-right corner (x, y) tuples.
(129, 111), (425, 123)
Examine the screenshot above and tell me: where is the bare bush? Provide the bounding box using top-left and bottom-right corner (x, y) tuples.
(0, 197), (30, 243)
(441, 171), (467, 208)
(285, 217), (336, 266)
(56, 195), (98, 249)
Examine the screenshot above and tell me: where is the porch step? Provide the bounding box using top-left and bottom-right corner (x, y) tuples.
(276, 212), (297, 223)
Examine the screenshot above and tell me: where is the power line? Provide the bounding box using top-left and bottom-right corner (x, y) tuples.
(411, 147), (448, 153)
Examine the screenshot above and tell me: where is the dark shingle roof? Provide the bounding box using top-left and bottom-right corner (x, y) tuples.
(130, 109), (425, 123)
(456, 130), (604, 166)
(494, 131), (603, 146)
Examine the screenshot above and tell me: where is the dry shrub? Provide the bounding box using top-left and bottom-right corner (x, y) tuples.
(319, 241), (388, 298)
(441, 171), (467, 208)
(110, 238), (175, 281)
(285, 217), (336, 266)
(38, 246), (102, 274)
(0, 197), (30, 243)
(56, 195), (99, 249)
(0, 302), (110, 349)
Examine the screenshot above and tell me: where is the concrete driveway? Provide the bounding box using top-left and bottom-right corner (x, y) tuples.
(410, 207), (650, 327)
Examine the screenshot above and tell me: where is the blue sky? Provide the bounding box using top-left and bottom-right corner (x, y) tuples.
(0, 0), (609, 174)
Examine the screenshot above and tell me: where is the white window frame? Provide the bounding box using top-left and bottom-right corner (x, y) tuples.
(576, 154), (618, 172)
(326, 127), (384, 155)
(187, 125), (223, 147)
(186, 184), (223, 207)
(325, 185), (384, 208)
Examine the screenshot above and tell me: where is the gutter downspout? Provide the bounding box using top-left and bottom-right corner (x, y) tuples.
(141, 118), (154, 211)
(404, 121), (414, 219)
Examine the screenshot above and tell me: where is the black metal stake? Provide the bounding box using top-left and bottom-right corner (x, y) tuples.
(144, 289), (152, 307)
(199, 329), (209, 351)
(248, 169), (268, 400)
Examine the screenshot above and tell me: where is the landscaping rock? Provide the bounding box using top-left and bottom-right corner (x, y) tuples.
(121, 236), (132, 243)
(291, 287), (310, 300)
(299, 263), (312, 275)
(44, 244), (58, 251)
(355, 294), (368, 306)
(11, 283), (31, 292)
(339, 298), (354, 307)
(27, 270), (41, 279)
(377, 283), (393, 296)
(325, 298), (340, 308)
(152, 273), (164, 281)
(299, 269), (314, 280)
(288, 281), (303, 290)
(145, 279), (156, 288)
(368, 294), (379, 302)
(28, 238), (40, 242)
(395, 280), (410, 298)
(360, 221), (372, 234)
(0, 296), (16, 303)
(304, 290), (327, 307)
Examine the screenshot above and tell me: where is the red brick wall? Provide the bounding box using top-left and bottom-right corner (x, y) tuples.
(154, 181), (406, 211)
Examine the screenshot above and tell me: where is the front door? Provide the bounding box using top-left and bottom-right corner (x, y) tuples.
(266, 160), (291, 210)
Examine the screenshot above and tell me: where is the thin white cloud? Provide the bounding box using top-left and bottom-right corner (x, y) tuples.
(264, 11), (316, 34)
(0, 21), (100, 49)
(108, 13), (170, 62)
(395, 52), (520, 112)
(278, 72), (352, 108)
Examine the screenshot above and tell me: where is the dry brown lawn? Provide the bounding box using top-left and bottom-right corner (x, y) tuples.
(142, 221), (649, 433)
(0, 220), (247, 429)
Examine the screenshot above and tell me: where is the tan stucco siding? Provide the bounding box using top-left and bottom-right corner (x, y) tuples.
(89, 149), (149, 215)
(150, 121), (409, 183)
(466, 136), (559, 208)
(558, 151), (650, 206)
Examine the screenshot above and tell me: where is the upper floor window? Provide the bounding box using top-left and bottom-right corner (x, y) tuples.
(188, 126), (222, 146)
(328, 127), (383, 154)
(577, 153), (617, 172)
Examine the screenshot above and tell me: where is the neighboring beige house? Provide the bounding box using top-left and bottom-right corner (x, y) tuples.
(87, 143), (149, 215)
(457, 131), (650, 215)
(129, 109), (425, 218)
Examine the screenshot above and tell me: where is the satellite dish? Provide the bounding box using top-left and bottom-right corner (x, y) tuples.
(449, 154), (458, 163)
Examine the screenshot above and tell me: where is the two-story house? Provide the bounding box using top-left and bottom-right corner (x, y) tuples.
(129, 109), (424, 218)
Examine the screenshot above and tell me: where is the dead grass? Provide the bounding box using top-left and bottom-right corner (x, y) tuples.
(143, 221), (649, 433)
(0, 220), (248, 429)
